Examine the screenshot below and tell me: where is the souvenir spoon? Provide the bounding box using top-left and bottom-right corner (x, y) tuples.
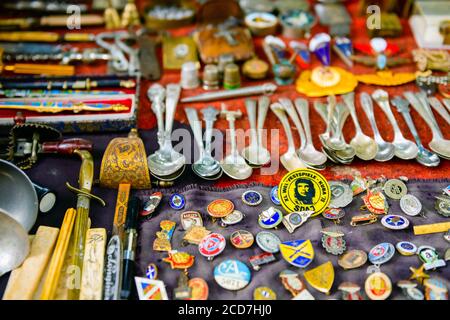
(391, 97), (440, 167)
(220, 106), (253, 180)
(342, 92), (378, 161)
(279, 97), (306, 150)
(427, 97), (450, 125)
(360, 92), (395, 162)
(0, 211), (30, 277)
(256, 96), (272, 164)
(200, 107), (223, 178)
(405, 91), (450, 159)
(372, 89), (418, 160)
(270, 102), (307, 171)
(319, 95), (347, 151)
(147, 84), (185, 178)
(294, 98), (328, 168)
(315, 102), (354, 164)
(242, 98), (271, 166)
(185, 108), (222, 178)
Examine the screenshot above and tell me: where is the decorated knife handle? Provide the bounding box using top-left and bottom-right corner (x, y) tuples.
(42, 138), (93, 154)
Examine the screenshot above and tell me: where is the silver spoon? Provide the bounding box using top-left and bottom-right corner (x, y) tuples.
(278, 97), (306, 150)
(405, 91), (450, 159)
(147, 84), (185, 177)
(342, 92), (378, 160)
(0, 211), (30, 277)
(319, 95), (347, 151)
(270, 102), (307, 171)
(241, 98), (271, 166)
(372, 89), (418, 160)
(360, 92), (395, 162)
(428, 96), (450, 125)
(391, 96), (440, 167)
(294, 98), (328, 167)
(220, 106), (253, 180)
(256, 96), (272, 164)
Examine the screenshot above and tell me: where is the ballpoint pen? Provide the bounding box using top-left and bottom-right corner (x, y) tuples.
(120, 196), (140, 300)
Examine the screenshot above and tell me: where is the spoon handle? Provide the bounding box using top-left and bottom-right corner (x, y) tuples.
(360, 92), (382, 138)
(342, 92), (362, 133)
(164, 83), (181, 136)
(226, 115), (238, 157)
(294, 98), (313, 146)
(257, 96), (270, 147)
(245, 98), (258, 145)
(185, 108), (205, 153)
(391, 97), (423, 147)
(201, 107), (219, 157)
(270, 102), (296, 152)
(428, 97), (450, 125)
(279, 98), (306, 148)
(326, 95), (337, 135)
(404, 92), (443, 139)
(372, 89), (403, 138)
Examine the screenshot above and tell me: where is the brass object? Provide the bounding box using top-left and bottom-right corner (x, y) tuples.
(412, 49), (450, 72)
(162, 36), (198, 70)
(144, 1), (196, 30)
(295, 67), (358, 97)
(350, 214), (378, 227)
(242, 58), (269, 80)
(368, 13), (402, 37)
(0, 32), (95, 43)
(121, 0), (141, 28)
(355, 70), (416, 86)
(104, 0), (121, 29)
(413, 222), (450, 235)
(183, 226), (211, 245)
(99, 129), (151, 189)
(223, 63), (241, 89)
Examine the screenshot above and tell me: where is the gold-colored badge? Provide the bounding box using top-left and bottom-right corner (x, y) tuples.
(278, 169), (331, 216)
(303, 261), (335, 295)
(183, 226), (211, 245)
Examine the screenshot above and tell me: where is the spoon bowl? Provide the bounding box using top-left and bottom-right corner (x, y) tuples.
(416, 147), (441, 167)
(151, 165), (186, 182)
(0, 211), (30, 277)
(429, 139), (450, 159)
(242, 146), (271, 167)
(147, 150), (186, 177)
(221, 153), (253, 180)
(350, 134), (379, 160)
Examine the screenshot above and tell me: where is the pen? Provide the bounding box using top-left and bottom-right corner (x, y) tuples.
(120, 196), (140, 300)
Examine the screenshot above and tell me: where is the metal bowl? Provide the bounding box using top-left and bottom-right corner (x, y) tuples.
(0, 210), (30, 277)
(0, 159), (38, 231)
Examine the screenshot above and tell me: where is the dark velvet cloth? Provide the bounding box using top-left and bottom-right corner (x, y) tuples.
(0, 124), (448, 299)
(136, 182), (450, 300)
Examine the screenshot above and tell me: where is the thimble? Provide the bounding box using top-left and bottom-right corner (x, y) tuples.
(180, 61), (200, 89)
(203, 64), (219, 90)
(217, 53), (234, 78)
(223, 63), (241, 90)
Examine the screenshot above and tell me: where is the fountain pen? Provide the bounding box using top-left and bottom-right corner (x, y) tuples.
(120, 196), (140, 300)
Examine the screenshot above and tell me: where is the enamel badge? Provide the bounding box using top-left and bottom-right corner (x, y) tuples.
(135, 277), (168, 300)
(365, 272), (392, 300)
(278, 168), (331, 216)
(258, 207), (283, 229)
(279, 239), (314, 268)
(187, 278), (209, 300)
(214, 259), (251, 291)
(180, 211), (203, 230)
(304, 261), (335, 295)
(230, 230), (254, 249)
(198, 233), (226, 260)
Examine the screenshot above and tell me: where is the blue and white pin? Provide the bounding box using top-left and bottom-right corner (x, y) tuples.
(169, 193), (185, 210)
(270, 186), (281, 205)
(242, 190), (263, 206)
(146, 263), (158, 280)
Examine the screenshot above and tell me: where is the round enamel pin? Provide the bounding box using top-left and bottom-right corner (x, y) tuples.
(198, 233), (226, 260)
(365, 272), (392, 300)
(322, 208), (345, 222)
(214, 259), (251, 291)
(230, 230), (254, 249)
(258, 207), (283, 229)
(321, 228), (346, 255)
(278, 168), (331, 217)
(381, 214), (410, 230)
(329, 181), (353, 208)
(169, 193), (185, 210)
(270, 186), (281, 205)
(255, 231), (281, 253)
(279, 239), (314, 268)
(187, 278), (209, 300)
(220, 210), (244, 226)
(383, 179), (407, 200)
(207, 199), (234, 218)
(253, 287), (277, 300)
(396, 241), (417, 256)
(338, 250), (367, 270)
(146, 263), (158, 280)
(400, 194), (422, 216)
(368, 243), (395, 265)
(242, 190), (263, 206)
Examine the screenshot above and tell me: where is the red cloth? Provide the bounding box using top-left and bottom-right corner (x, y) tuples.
(63, 1), (450, 184)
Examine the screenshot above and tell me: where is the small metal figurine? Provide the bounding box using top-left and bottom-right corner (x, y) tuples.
(121, 0), (141, 28)
(104, 0), (121, 29)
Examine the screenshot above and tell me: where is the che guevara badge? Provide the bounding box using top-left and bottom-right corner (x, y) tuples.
(278, 169), (331, 217)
